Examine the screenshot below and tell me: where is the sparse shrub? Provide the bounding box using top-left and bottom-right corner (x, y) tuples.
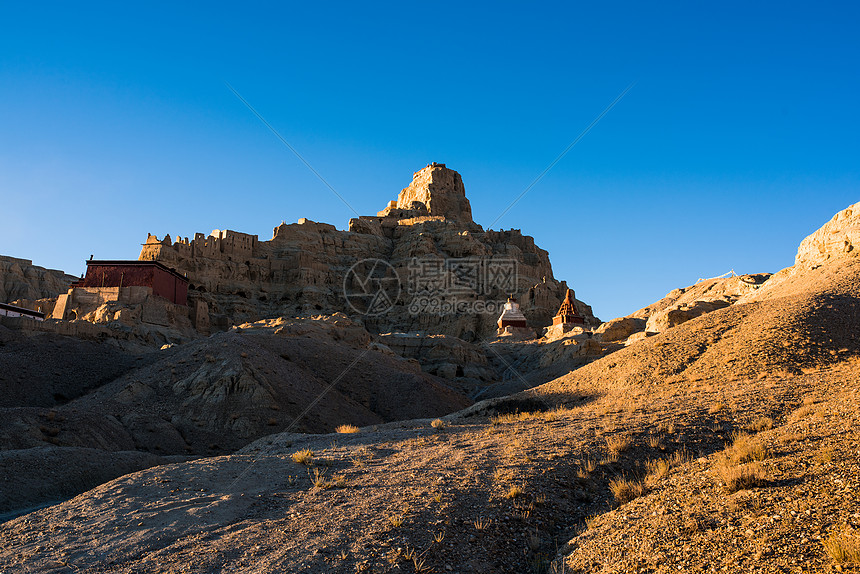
(473, 517), (492, 530)
(291, 448), (314, 465)
(609, 476), (646, 504)
(506, 485), (524, 499)
(646, 433), (663, 449)
(335, 424), (360, 434)
(431, 418), (446, 429)
(726, 432), (769, 464)
(307, 467), (345, 490)
(605, 434), (632, 460)
(584, 514), (599, 530)
(823, 525), (860, 564)
(669, 448), (691, 466)
(309, 467), (329, 489)
(645, 458), (671, 485)
(717, 461), (766, 493)
(388, 514), (404, 528)
(412, 555), (431, 573)
(747, 416), (774, 433)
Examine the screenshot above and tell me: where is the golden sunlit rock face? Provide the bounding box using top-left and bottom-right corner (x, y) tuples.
(135, 165), (599, 338)
(395, 163), (473, 224)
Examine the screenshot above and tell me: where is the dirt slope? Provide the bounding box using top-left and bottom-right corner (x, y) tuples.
(0, 325), (154, 408)
(0, 315), (470, 520)
(537, 258), (860, 402)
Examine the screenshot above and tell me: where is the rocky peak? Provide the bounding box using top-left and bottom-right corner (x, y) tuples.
(387, 163), (473, 224)
(795, 201), (860, 267)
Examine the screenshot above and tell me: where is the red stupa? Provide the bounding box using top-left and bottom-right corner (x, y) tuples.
(552, 289), (585, 326)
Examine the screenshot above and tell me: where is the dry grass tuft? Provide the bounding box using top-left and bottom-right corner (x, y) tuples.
(388, 515), (404, 528)
(605, 434), (632, 460)
(609, 476), (646, 505)
(309, 467), (328, 488)
(491, 411), (543, 424)
(291, 448), (315, 465)
(430, 418), (446, 429)
(715, 434), (768, 492)
(726, 432), (769, 464)
(645, 458), (671, 485)
(747, 416), (774, 433)
(505, 485), (524, 499)
(292, 448), (314, 466)
(473, 517), (492, 530)
(335, 424), (360, 434)
(823, 525), (860, 564)
(790, 402), (824, 422)
(717, 461), (766, 493)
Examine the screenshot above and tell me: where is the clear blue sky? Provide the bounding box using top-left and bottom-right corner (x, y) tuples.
(1, 2), (858, 320)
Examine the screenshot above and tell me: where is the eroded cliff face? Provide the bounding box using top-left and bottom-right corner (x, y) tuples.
(138, 165), (599, 337)
(394, 162), (473, 224)
(795, 202), (860, 267)
(0, 256), (76, 305)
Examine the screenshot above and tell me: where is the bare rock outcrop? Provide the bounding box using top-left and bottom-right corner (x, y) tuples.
(645, 298), (731, 333)
(631, 273), (771, 334)
(137, 165), (598, 338)
(594, 316), (646, 342)
(377, 332), (496, 393)
(0, 255), (76, 305)
(795, 201), (860, 267)
(741, 202), (860, 304)
(389, 163), (473, 224)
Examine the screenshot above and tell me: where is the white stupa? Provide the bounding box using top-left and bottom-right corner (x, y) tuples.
(496, 296), (535, 339)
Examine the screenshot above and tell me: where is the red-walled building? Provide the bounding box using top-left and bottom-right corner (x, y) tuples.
(73, 260), (189, 306)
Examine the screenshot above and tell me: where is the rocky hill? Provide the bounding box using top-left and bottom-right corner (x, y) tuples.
(0, 255), (76, 311)
(138, 163), (598, 338)
(0, 313), (471, 517)
(2, 204), (857, 572)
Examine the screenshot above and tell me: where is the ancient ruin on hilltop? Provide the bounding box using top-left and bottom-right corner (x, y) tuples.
(350, 163), (477, 234)
(44, 164), (598, 339)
